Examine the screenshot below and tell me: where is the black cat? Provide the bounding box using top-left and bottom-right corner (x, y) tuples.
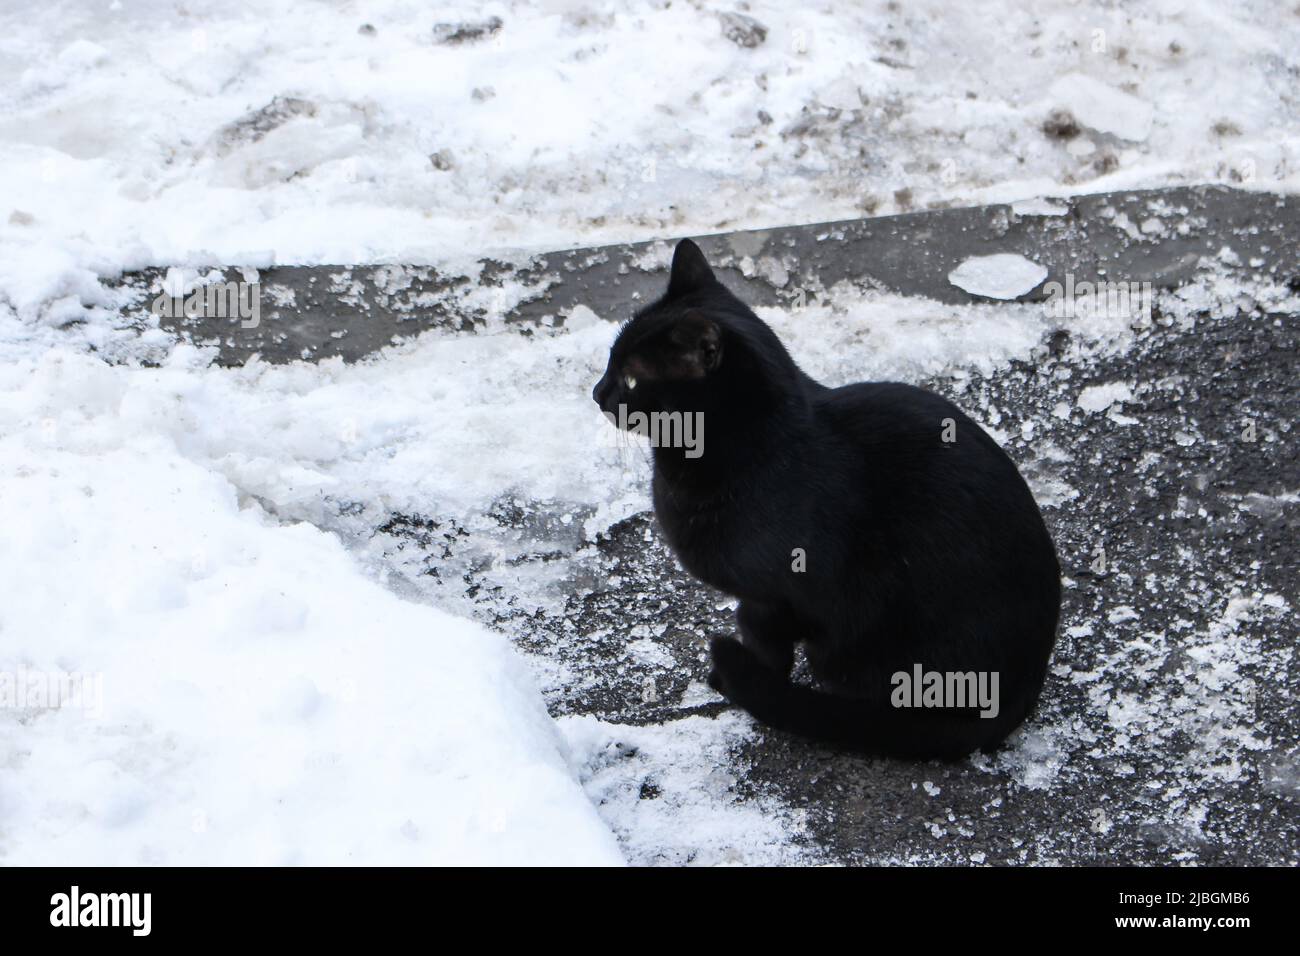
(593, 240), (1061, 759)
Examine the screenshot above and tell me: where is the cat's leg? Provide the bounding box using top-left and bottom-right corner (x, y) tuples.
(735, 600), (800, 676)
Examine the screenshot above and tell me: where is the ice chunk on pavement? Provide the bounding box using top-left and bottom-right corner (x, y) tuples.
(1077, 381), (1134, 413)
(1048, 74), (1154, 142)
(1011, 197), (1069, 217)
(947, 254), (1048, 300)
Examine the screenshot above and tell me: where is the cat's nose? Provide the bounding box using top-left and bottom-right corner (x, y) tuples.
(592, 373), (612, 409)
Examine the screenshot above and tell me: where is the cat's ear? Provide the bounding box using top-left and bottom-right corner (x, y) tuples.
(666, 239), (716, 300)
(669, 311), (723, 374)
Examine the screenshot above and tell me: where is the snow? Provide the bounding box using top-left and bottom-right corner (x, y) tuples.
(1077, 381), (1135, 413)
(0, 0), (1296, 865)
(1, 0), (1297, 324)
(559, 713), (818, 865)
(0, 352), (621, 865)
(947, 254), (1049, 300)
(1011, 197), (1069, 217)
(1046, 74), (1154, 142)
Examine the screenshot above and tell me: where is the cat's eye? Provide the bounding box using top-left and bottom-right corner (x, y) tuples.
(624, 374), (637, 391)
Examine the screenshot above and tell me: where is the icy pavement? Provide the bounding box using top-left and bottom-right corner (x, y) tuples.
(539, 304), (1299, 864)
(354, 191), (1295, 864)
(403, 316), (1298, 864)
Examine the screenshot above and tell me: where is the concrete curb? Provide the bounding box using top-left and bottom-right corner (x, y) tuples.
(115, 185), (1297, 366)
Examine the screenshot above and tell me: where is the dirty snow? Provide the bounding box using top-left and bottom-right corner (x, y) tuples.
(1047, 73), (1155, 142)
(2, 0), (1298, 324)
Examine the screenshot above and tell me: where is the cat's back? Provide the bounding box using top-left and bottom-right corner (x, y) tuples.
(813, 380), (985, 453)
(812, 377), (1059, 618)
(811, 379), (1044, 524)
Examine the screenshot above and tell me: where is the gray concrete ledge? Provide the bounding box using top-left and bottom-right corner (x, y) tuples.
(112, 185), (1297, 366)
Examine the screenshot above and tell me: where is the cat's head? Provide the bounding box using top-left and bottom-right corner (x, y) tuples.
(591, 239), (732, 423)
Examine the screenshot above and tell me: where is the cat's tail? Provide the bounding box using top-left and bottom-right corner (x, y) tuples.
(706, 637), (1023, 760)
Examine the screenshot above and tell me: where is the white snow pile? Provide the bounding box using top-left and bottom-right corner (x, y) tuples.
(0, 352), (622, 865)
